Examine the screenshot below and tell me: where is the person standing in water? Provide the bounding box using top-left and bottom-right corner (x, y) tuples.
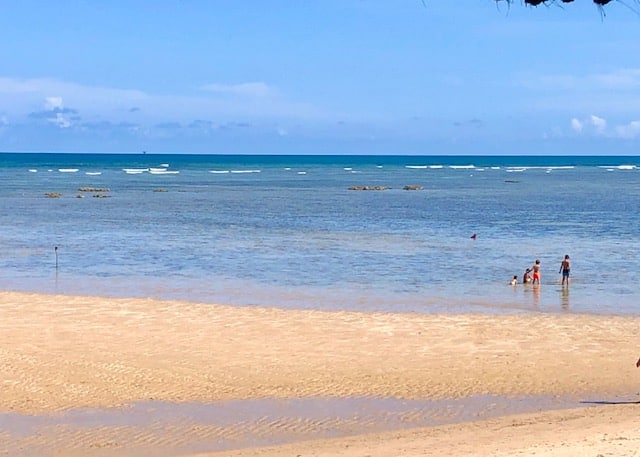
(531, 259), (541, 285)
(559, 255), (571, 286)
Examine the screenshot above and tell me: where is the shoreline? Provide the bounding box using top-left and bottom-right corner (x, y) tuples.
(2, 290), (640, 456)
(199, 404), (640, 457)
(2, 277), (638, 317)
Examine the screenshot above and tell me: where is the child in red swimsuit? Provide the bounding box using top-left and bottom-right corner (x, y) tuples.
(531, 259), (541, 284)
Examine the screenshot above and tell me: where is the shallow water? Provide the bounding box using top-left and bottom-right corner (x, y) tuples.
(0, 394), (598, 455)
(1, 153), (640, 315)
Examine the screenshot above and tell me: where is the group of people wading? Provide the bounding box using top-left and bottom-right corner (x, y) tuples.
(510, 255), (570, 286)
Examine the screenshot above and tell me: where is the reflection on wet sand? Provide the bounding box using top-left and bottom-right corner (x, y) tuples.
(561, 286), (570, 310)
(0, 395), (586, 456)
(532, 284), (540, 307)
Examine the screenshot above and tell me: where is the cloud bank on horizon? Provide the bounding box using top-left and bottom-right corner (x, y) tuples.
(0, 1), (639, 155)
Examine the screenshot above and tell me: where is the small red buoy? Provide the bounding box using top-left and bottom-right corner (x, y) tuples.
(470, 233), (477, 240)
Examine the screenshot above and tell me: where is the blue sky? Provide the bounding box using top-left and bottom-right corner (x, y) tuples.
(0, 1), (639, 155)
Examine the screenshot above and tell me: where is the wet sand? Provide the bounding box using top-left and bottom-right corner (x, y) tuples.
(1, 291), (640, 456)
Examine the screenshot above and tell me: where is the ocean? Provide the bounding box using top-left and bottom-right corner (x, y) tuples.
(1, 152), (639, 315)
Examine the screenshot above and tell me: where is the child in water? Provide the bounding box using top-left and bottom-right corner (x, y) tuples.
(522, 268), (532, 284)
(531, 259), (541, 284)
(510, 275), (518, 286)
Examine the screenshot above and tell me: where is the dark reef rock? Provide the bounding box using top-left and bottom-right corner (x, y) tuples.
(348, 185), (390, 191)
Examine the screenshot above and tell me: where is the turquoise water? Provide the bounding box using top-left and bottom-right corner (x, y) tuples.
(1, 153), (639, 315)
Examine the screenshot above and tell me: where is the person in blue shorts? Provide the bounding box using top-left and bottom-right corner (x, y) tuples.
(559, 255), (570, 286)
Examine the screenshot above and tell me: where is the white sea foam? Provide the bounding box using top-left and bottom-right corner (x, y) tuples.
(230, 169), (261, 173)
(297, 171), (307, 175)
(343, 167), (353, 171)
(406, 165), (428, 169)
(58, 168), (79, 173)
(429, 165), (444, 169)
(28, 169), (38, 173)
(149, 170), (179, 174)
(506, 166), (575, 172)
(598, 165), (636, 170)
(149, 167), (167, 172)
(85, 172), (102, 176)
(209, 170), (230, 174)
(123, 168), (148, 174)
(449, 165), (475, 170)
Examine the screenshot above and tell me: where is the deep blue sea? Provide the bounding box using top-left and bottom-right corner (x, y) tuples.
(1, 153), (639, 315)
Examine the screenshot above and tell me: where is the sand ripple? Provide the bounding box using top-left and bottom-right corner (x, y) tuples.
(1, 291), (640, 456)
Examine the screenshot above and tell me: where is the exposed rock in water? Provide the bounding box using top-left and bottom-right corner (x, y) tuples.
(403, 185), (423, 191)
(348, 185), (390, 191)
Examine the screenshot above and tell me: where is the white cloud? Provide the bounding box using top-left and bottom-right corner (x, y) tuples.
(570, 114), (640, 139)
(571, 114), (607, 135)
(0, 77), (327, 125)
(50, 112), (71, 128)
(570, 118), (583, 133)
(0, 77), (148, 119)
(200, 82), (275, 98)
(45, 96), (64, 110)
(590, 115), (606, 133)
(615, 120), (640, 139)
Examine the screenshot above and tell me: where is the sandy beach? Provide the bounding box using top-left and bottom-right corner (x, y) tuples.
(2, 290), (640, 456)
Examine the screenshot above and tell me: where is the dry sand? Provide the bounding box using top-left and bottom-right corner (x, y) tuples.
(1, 290), (640, 456)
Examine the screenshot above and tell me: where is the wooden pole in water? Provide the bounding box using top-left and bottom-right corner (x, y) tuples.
(55, 246), (58, 269)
